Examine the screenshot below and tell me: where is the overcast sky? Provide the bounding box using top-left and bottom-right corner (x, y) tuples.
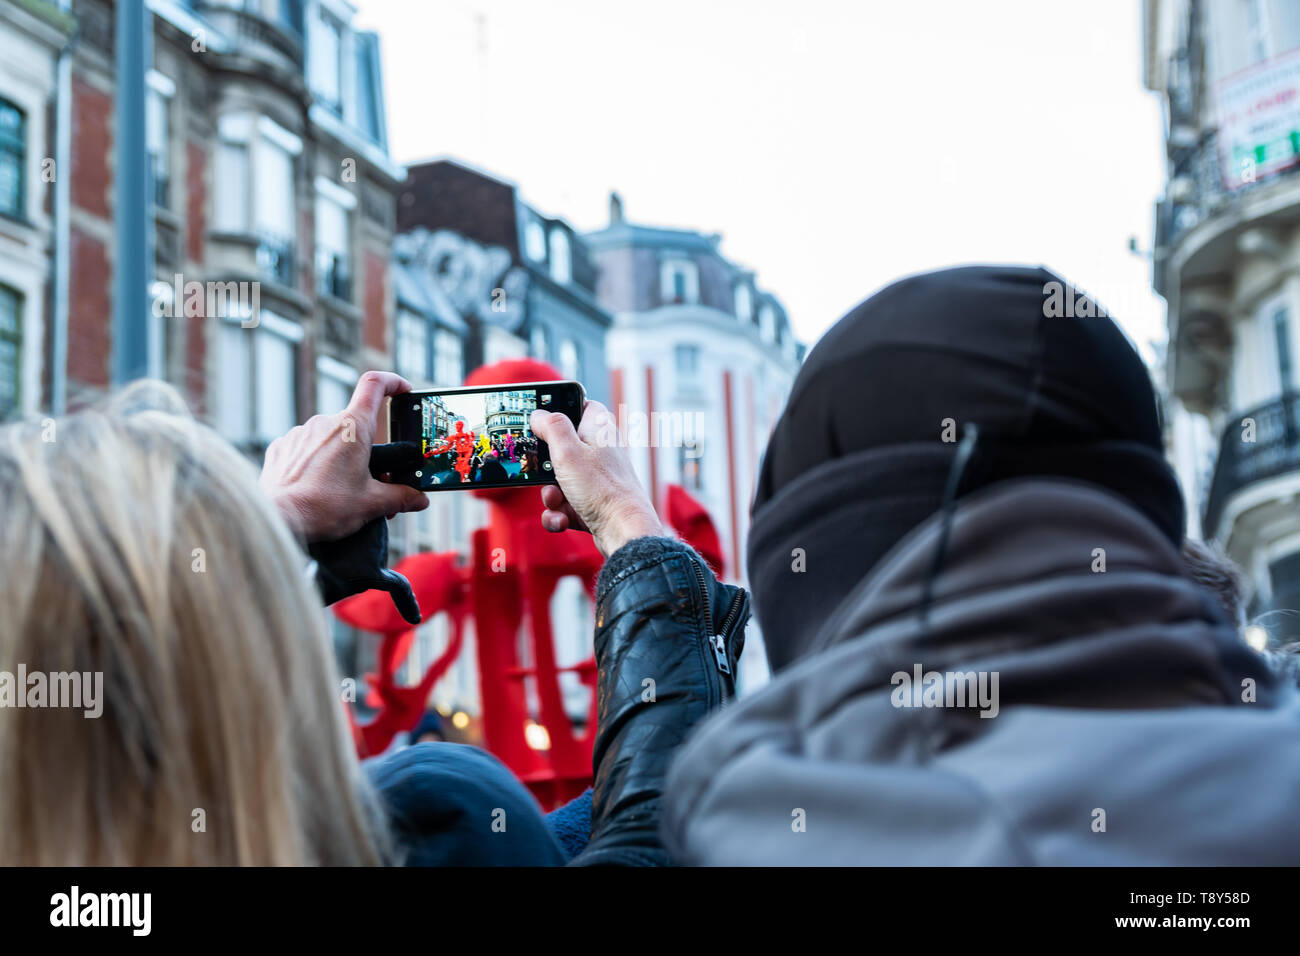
(356, 0), (1168, 360)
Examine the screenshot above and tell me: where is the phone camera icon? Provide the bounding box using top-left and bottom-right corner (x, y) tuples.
(415, 470), (423, 478)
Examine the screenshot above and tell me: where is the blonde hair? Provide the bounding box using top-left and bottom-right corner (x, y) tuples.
(0, 382), (390, 864)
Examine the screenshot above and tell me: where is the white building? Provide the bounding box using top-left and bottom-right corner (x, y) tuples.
(585, 195), (804, 688)
(1145, 0), (1300, 640)
(0, 0), (71, 418)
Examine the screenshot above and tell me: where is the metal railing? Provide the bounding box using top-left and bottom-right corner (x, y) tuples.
(148, 152), (169, 209)
(1203, 391), (1300, 538)
(1156, 131), (1300, 255)
(196, 0), (305, 66)
(255, 231), (296, 287)
(315, 249), (352, 301)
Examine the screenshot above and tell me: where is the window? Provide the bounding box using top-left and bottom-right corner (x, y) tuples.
(558, 338), (580, 380)
(1276, 306), (1295, 392)
(215, 115), (300, 286)
(316, 356), (356, 415)
(675, 343), (700, 378)
(214, 140), (249, 233)
(396, 309), (430, 382)
(1248, 0), (1272, 62)
(354, 33), (385, 144)
(758, 303), (777, 342)
(434, 328), (464, 386)
(315, 178), (354, 301)
(309, 9), (344, 115)
(530, 323), (550, 361)
(216, 311), (303, 445)
(660, 259), (699, 305)
(523, 217), (547, 262)
(0, 98), (25, 219)
(0, 285), (21, 417)
(146, 72), (174, 209)
(548, 228), (571, 284)
(734, 281), (753, 322)
(254, 140), (295, 284)
(679, 441), (703, 491)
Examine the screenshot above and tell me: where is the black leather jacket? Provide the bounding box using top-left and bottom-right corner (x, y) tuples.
(571, 536), (750, 866)
(311, 502), (750, 866)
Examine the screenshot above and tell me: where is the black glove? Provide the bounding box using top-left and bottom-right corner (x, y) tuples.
(306, 442), (425, 625)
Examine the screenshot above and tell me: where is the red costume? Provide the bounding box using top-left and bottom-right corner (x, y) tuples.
(428, 419), (477, 483)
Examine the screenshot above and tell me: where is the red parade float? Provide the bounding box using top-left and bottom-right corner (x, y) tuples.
(333, 358), (726, 809)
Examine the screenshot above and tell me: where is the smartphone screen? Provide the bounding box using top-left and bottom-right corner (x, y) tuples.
(387, 381), (584, 491)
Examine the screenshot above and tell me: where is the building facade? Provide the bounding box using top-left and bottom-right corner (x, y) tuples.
(585, 194), (803, 687)
(389, 160), (615, 722)
(4, 0), (405, 443)
(1145, 0), (1300, 641)
(395, 158), (612, 402)
(0, 0), (72, 419)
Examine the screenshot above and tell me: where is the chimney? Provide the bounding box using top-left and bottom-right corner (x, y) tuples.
(609, 191), (624, 225)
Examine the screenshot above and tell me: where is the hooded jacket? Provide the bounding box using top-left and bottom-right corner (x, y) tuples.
(660, 264), (1300, 865)
(662, 477), (1299, 865)
(747, 265), (1184, 672)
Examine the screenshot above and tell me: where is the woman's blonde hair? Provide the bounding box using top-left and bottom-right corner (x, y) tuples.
(0, 382), (390, 864)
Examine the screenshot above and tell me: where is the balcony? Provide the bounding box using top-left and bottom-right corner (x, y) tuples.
(1203, 392), (1300, 539)
(255, 231), (296, 287)
(315, 249), (352, 302)
(1155, 132), (1231, 257)
(148, 152), (170, 209)
(196, 0), (305, 71)
(1155, 130), (1300, 272)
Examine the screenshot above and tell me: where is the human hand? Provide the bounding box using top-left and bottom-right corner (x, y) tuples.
(529, 401), (668, 557)
(261, 371), (429, 544)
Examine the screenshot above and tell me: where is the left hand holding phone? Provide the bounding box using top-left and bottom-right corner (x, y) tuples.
(260, 371), (430, 625)
(261, 371), (429, 543)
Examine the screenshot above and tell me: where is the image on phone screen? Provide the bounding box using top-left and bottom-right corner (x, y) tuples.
(389, 382), (581, 491)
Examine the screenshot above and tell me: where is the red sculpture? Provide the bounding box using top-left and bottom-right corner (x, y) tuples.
(335, 358), (726, 809)
(426, 419), (477, 483)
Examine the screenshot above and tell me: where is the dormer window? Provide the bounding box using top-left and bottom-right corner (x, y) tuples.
(734, 281), (753, 321)
(524, 217), (547, 263)
(660, 258), (699, 305)
(548, 227), (572, 284)
(759, 303), (777, 342)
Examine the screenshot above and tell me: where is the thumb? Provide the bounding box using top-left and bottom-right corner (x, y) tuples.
(530, 409), (582, 462)
(378, 568), (421, 625)
(369, 441), (423, 478)
(366, 479), (428, 518)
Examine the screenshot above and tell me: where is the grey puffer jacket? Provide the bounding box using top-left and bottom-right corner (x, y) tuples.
(663, 478), (1300, 865)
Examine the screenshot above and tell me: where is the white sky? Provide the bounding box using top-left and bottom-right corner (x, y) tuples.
(356, 0), (1168, 361)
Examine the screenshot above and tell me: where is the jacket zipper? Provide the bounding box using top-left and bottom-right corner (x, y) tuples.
(714, 591), (745, 676)
(688, 558), (737, 677)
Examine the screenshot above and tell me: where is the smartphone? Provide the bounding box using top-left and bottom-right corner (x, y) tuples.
(387, 380), (585, 491)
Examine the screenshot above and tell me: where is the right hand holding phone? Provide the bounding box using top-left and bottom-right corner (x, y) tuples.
(530, 401), (668, 558)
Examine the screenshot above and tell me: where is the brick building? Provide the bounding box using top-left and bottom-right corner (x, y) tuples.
(5, 0), (402, 454)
